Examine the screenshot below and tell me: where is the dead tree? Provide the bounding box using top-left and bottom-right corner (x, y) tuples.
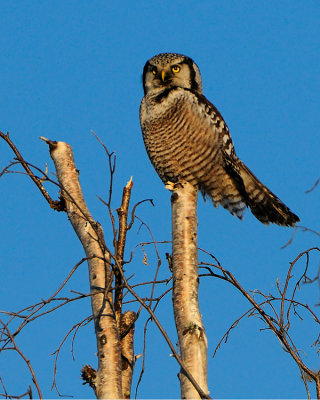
(1, 131), (318, 398)
(0, 132), (136, 398)
(0, 131), (210, 399)
(40, 138), (123, 398)
(170, 181), (209, 399)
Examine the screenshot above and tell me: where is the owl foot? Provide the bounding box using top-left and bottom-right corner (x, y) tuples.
(165, 181), (176, 191)
(165, 181), (187, 191)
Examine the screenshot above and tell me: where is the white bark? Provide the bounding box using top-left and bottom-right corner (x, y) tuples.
(171, 181), (209, 399)
(42, 138), (122, 399)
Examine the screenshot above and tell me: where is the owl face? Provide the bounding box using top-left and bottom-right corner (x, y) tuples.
(142, 53), (203, 95)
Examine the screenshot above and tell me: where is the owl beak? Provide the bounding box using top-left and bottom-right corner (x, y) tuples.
(161, 70), (166, 82)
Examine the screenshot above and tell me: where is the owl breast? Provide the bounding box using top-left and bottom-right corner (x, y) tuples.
(140, 88), (222, 189)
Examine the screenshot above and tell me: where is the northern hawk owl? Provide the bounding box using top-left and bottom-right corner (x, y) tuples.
(139, 53), (299, 226)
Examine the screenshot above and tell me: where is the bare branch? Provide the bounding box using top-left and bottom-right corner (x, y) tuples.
(0, 131), (64, 210)
(113, 261), (212, 399)
(0, 321), (42, 399)
(305, 177), (320, 193)
(52, 317), (93, 396)
(114, 177), (133, 331)
(201, 247), (320, 392)
(91, 130), (118, 240)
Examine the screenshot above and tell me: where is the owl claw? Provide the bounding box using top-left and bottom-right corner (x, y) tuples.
(165, 181), (188, 191)
(165, 181), (176, 191)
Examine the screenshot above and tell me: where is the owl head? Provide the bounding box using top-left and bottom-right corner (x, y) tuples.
(142, 53), (203, 95)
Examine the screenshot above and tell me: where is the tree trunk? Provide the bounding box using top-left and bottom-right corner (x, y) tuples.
(170, 181), (209, 399)
(42, 139), (122, 399)
(120, 311), (136, 399)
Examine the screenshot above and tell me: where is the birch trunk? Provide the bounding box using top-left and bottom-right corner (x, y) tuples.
(120, 311), (136, 399)
(42, 138), (122, 399)
(171, 181), (209, 399)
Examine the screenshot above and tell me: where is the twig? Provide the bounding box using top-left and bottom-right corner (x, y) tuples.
(0, 321), (42, 399)
(305, 177), (320, 193)
(0, 131), (64, 210)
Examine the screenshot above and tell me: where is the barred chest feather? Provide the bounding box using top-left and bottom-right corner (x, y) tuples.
(140, 88), (186, 128)
(140, 87), (224, 186)
(140, 88), (222, 146)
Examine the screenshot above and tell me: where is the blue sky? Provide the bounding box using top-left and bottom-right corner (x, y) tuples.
(0, 1), (319, 398)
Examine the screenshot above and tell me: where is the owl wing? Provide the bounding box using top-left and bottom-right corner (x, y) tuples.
(188, 90), (299, 226)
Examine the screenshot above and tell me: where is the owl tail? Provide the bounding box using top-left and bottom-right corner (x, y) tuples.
(238, 162), (300, 226)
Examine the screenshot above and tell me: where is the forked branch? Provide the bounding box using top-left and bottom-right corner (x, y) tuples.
(0, 130), (64, 211)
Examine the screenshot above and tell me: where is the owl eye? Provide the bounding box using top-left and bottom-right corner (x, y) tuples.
(171, 65), (181, 73)
(151, 66), (157, 75)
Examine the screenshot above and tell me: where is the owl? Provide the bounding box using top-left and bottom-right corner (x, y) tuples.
(139, 53), (299, 226)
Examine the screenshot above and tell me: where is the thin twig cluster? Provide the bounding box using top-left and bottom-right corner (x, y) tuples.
(199, 246), (320, 398)
(0, 130), (319, 398)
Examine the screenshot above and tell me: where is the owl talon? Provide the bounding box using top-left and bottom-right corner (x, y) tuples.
(165, 181), (176, 191)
